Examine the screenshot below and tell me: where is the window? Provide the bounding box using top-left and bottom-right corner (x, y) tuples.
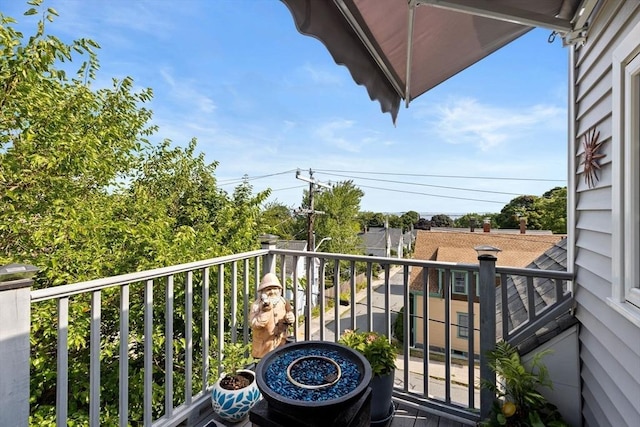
(457, 312), (469, 339)
(442, 270), (479, 297)
(452, 271), (466, 294)
(612, 21), (640, 313)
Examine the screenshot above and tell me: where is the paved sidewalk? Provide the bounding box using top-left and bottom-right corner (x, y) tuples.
(295, 265), (403, 340)
(396, 355), (477, 387)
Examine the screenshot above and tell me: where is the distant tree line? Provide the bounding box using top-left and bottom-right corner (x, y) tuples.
(379, 187), (567, 234)
(264, 186), (567, 237)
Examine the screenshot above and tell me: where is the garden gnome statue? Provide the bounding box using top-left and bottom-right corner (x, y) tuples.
(250, 272), (295, 358)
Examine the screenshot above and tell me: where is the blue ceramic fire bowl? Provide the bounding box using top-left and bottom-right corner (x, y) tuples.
(255, 341), (372, 414)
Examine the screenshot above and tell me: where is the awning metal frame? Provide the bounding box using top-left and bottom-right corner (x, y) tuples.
(333, 0), (594, 108)
(334, 0), (406, 99)
(405, 0), (417, 106)
(563, 0), (599, 45)
(417, 0), (599, 46)
(312, 0), (599, 119)
(416, 0), (573, 32)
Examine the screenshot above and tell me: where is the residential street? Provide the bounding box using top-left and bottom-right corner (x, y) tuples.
(297, 265), (480, 408)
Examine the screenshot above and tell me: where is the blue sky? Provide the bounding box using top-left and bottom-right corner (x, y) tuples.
(4, 0), (569, 216)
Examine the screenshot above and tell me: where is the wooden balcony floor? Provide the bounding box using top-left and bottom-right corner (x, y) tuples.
(206, 401), (467, 427)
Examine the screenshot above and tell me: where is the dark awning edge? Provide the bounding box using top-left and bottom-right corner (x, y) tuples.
(281, 0), (401, 123)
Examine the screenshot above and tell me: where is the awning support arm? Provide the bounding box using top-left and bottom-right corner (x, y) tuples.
(416, 0), (572, 33)
(334, 0), (405, 98)
(405, 0), (417, 107)
(563, 0), (599, 46)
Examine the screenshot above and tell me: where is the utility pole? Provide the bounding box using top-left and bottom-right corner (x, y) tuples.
(295, 169), (330, 340)
(308, 176), (315, 253)
(295, 169), (330, 252)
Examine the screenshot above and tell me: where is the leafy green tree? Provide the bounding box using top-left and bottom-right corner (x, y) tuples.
(453, 213), (498, 229)
(415, 217), (431, 230)
(260, 201), (296, 239)
(215, 178), (270, 254)
(0, 9), (154, 414)
(535, 187), (567, 234)
(132, 140), (269, 257)
(430, 214), (454, 227)
(1, 4), (268, 424)
(400, 210), (420, 231)
(357, 211), (385, 229)
(386, 213), (402, 229)
(356, 212), (406, 231)
(313, 181), (364, 255)
(454, 213), (479, 228)
(1, 7), (153, 273)
(132, 139), (221, 228)
(495, 195), (542, 230)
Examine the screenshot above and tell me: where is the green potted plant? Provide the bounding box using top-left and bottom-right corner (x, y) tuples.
(481, 341), (569, 427)
(211, 342), (261, 423)
(339, 329), (397, 425)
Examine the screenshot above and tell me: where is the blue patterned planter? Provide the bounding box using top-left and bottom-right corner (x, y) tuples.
(211, 369), (261, 422)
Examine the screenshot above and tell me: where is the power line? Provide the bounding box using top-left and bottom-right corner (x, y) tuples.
(269, 185), (306, 192)
(218, 167), (566, 187)
(318, 171), (525, 196)
(212, 167), (561, 208)
(356, 184), (509, 204)
(314, 168), (565, 182)
(217, 169), (298, 186)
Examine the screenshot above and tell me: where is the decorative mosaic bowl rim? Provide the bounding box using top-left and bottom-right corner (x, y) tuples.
(255, 341), (372, 413)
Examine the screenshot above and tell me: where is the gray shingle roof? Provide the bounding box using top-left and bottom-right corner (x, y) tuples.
(358, 227), (404, 256)
(496, 238), (576, 351)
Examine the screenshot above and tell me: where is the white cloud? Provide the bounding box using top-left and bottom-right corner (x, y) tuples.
(311, 119), (398, 153)
(427, 97), (565, 151)
(282, 120), (296, 132)
(40, 0), (184, 47)
(300, 63), (343, 85)
(159, 68), (217, 114)
(159, 68), (176, 87)
(101, 1), (194, 41)
(314, 119), (359, 152)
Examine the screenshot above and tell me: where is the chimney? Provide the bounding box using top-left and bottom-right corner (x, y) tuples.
(483, 218), (491, 233)
(519, 218), (527, 234)
(470, 218), (476, 232)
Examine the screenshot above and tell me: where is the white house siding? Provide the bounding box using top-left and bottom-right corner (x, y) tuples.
(573, 1), (640, 426)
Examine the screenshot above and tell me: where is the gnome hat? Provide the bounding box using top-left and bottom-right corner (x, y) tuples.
(257, 272), (282, 292)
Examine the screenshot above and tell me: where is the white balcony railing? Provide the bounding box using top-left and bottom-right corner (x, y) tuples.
(0, 240), (573, 426)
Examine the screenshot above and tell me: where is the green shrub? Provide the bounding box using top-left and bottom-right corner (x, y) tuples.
(393, 306), (404, 344)
(339, 330), (397, 376)
(481, 341), (568, 427)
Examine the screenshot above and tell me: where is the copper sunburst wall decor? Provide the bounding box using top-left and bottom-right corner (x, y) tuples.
(581, 126), (606, 188)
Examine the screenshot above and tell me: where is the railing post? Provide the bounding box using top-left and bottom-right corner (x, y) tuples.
(478, 253), (497, 420)
(0, 264), (38, 427)
(260, 234), (278, 276)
